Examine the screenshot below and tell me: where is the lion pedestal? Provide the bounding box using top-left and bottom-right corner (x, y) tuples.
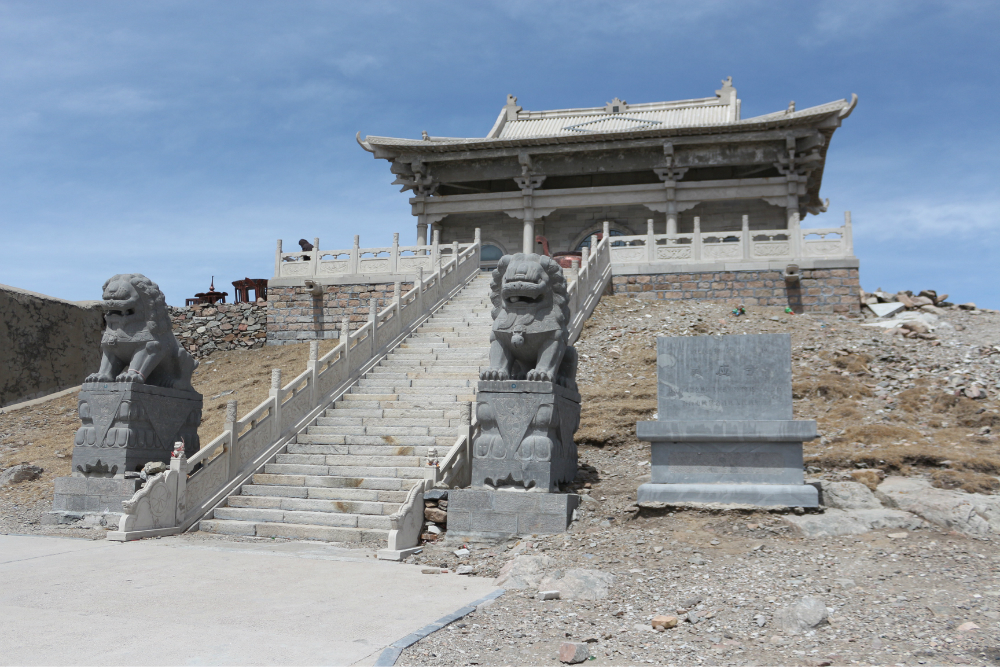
(448, 253), (581, 539)
(52, 274), (203, 518)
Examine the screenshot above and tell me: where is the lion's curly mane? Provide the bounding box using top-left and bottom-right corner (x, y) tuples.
(489, 253), (570, 325)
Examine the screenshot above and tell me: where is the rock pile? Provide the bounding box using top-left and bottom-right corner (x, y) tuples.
(422, 488), (448, 542)
(168, 302), (268, 358)
(862, 288), (987, 317)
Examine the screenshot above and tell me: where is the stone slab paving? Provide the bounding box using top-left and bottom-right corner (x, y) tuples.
(0, 534), (498, 666)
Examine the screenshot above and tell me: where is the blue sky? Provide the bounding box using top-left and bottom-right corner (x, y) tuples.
(1, 1), (998, 307)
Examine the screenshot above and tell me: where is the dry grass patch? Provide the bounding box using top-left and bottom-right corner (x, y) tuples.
(793, 374), (872, 401)
(0, 341), (329, 508)
(930, 469), (1000, 494)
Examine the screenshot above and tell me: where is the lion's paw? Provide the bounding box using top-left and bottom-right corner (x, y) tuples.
(116, 370), (145, 384)
(526, 369), (551, 382)
(480, 369), (509, 381)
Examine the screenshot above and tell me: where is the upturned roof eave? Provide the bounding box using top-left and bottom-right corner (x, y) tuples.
(363, 99), (851, 155)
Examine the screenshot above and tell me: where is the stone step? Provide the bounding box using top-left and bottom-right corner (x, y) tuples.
(200, 519), (389, 543)
(357, 378), (475, 389)
(275, 453), (424, 468)
(287, 443), (435, 457)
(295, 433), (441, 446)
(228, 495), (394, 516)
(251, 472), (410, 491)
(322, 408), (457, 419)
(314, 416), (454, 428)
(297, 434), (455, 447)
(327, 400), (474, 413)
(240, 484), (409, 503)
(264, 463), (430, 479)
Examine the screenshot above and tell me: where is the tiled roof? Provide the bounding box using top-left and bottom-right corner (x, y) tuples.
(359, 85), (856, 153)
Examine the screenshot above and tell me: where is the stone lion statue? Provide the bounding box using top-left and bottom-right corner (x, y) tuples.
(85, 274), (198, 391)
(480, 253), (577, 387)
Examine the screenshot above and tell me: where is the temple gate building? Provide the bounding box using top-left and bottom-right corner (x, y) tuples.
(358, 78), (860, 313)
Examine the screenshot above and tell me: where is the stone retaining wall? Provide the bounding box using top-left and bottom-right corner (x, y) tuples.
(169, 302), (268, 358)
(0, 283), (104, 407)
(612, 268), (860, 314)
(265, 282), (414, 346)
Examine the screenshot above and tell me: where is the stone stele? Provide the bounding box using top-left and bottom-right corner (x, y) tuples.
(635, 333), (818, 507)
(450, 253), (580, 537)
(65, 274), (202, 494)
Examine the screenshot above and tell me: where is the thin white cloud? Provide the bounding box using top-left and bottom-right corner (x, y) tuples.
(853, 199), (1000, 241)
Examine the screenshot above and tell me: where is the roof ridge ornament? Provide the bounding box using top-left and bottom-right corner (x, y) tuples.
(505, 94), (522, 121)
(715, 76), (736, 105)
(604, 97), (628, 114)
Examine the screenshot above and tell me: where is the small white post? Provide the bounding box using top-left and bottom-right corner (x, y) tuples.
(451, 241), (459, 269)
(340, 315), (350, 366)
(693, 216), (702, 261)
(394, 280), (401, 318)
(432, 228), (440, 270)
(270, 369), (282, 437)
(370, 297), (378, 357)
(417, 267), (424, 313)
(310, 237), (319, 277)
(225, 399), (239, 479)
(844, 210), (854, 256)
(170, 447), (188, 525)
(308, 340), (319, 405)
(274, 240), (283, 278)
(741, 214), (750, 260)
(646, 218), (655, 262)
(391, 232), (399, 274)
(350, 235), (360, 274)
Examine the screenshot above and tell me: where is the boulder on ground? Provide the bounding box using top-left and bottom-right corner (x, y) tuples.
(494, 555), (556, 589)
(783, 508), (924, 538)
(815, 480), (882, 509)
(0, 464), (43, 486)
(558, 642), (589, 664)
(878, 476), (1000, 539)
(775, 596), (828, 635)
(849, 469), (885, 491)
(540, 568), (616, 600)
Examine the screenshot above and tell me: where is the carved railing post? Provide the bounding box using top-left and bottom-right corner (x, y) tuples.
(350, 235), (360, 274)
(417, 267), (424, 313)
(308, 340), (319, 406)
(391, 232), (399, 273)
(274, 239), (283, 278)
(394, 281), (401, 318)
(370, 298), (378, 357)
(451, 241), (459, 270)
(646, 218), (655, 262)
(225, 399), (238, 479)
(741, 215), (750, 260)
(171, 448), (188, 523)
(270, 369), (282, 437)
(310, 237), (319, 277)
(693, 216), (702, 261)
(340, 315), (350, 367)
(431, 228), (440, 269)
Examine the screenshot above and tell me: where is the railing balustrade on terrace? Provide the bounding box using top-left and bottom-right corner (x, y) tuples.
(607, 212), (854, 267)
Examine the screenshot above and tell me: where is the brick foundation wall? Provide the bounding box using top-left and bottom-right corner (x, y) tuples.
(266, 282), (414, 346)
(170, 302), (268, 357)
(612, 268), (860, 314)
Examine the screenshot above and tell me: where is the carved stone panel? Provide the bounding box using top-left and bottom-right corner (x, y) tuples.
(72, 383), (202, 478)
(472, 380), (580, 492)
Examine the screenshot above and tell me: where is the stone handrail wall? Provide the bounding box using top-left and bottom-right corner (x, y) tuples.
(607, 212), (854, 267)
(566, 222), (613, 345)
(0, 283), (104, 407)
(109, 233), (483, 542)
(274, 232), (478, 282)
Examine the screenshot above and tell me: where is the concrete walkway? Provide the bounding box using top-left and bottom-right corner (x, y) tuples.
(0, 534), (498, 665)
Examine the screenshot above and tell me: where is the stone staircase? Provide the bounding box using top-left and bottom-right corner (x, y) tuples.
(199, 273), (493, 543)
